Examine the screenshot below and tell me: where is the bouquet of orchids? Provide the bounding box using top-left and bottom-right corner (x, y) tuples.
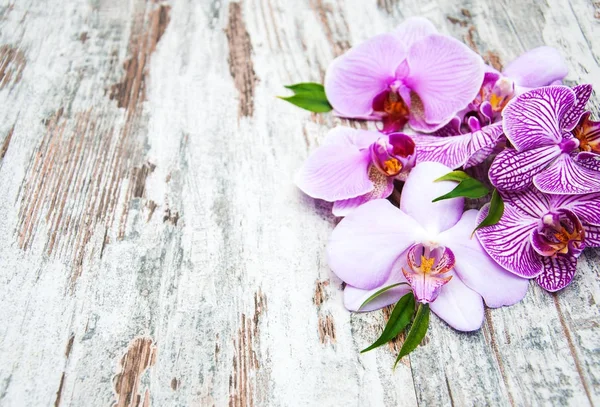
(282, 17), (600, 366)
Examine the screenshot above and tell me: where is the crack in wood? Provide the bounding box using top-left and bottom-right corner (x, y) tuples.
(113, 337), (158, 407)
(484, 308), (515, 407)
(0, 44), (25, 89)
(225, 2), (257, 118)
(229, 290), (267, 407)
(552, 294), (594, 406)
(0, 123), (14, 160)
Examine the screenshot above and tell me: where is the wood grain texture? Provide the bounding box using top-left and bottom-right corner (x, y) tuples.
(0, 0), (598, 406)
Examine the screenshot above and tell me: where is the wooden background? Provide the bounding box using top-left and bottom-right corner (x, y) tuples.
(0, 0), (599, 406)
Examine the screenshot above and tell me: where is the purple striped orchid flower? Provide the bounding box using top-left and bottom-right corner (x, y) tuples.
(327, 162), (528, 331)
(324, 17), (484, 134)
(414, 47), (568, 170)
(476, 187), (600, 291)
(295, 127), (415, 216)
(489, 84), (600, 194)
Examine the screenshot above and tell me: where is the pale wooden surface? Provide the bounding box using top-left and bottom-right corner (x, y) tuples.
(0, 0), (599, 406)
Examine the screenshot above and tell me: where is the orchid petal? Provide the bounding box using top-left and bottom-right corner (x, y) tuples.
(344, 260), (411, 312)
(502, 46), (568, 88)
(332, 176), (394, 217)
(502, 86), (575, 151)
(475, 203), (543, 278)
(322, 126), (383, 149)
(535, 255), (578, 292)
(464, 122), (505, 168)
(550, 192), (600, 226)
(533, 153), (600, 195)
(327, 199), (424, 289)
(392, 17), (437, 47)
(561, 84), (592, 131)
(413, 133), (471, 169)
(438, 210), (529, 307)
(584, 223), (600, 247)
(576, 151), (600, 171)
(429, 271), (484, 332)
(488, 146), (561, 192)
(400, 162), (464, 235)
(324, 34), (407, 117)
(501, 187), (550, 218)
(295, 144), (372, 201)
(405, 35), (484, 125)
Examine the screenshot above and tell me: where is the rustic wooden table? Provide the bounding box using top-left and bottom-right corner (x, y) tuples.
(0, 0), (599, 406)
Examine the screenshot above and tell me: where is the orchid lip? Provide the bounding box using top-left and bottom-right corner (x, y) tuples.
(531, 209), (585, 258)
(369, 135), (416, 178)
(402, 243), (455, 304)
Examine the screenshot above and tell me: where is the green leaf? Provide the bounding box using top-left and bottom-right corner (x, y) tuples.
(278, 82), (332, 113)
(361, 293), (415, 354)
(472, 188), (505, 235)
(359, 282), (409, 311)
(432, 178), (490, 202)
(394, 303), (430, 367)
(284, 83), (326, 93)
(434, 170), (472, 183)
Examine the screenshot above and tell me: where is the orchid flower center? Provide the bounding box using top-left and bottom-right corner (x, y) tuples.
(573, 112), (600, 154)
(531, 210), (585, 257)
(460, 76), (515, 134)
(372, 88), (410, 134)
(402, 243), (455, 304)
(369, 134), (416, 180)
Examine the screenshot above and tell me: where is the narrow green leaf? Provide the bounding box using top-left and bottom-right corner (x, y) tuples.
(279, 82), (332, 113)
(284, 82), (326, 92)
(434, 170), (472, 183)
(359, 282), (410, 311)
(432, 178), (489, 202)
(277, 95), (332, 113)
(472, 188), (505, 235)
(361, 293), (415, 354)
(394, 303), (430, 367)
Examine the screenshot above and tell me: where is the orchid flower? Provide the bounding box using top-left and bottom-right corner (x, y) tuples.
(476, 187), (600, 291)
(489, 84), (600, 194)
(295, 127), (415, 216)
(414, 47), (568, 169)
(324, 17), (484, 133)
(326, 162), (528, 331)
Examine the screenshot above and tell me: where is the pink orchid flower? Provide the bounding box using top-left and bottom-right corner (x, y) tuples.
(324, 17), (484, 133)
(295, 127), (415, 216)
(414, 47), (569, 169)
(326, 162), (528, 331)
(489, 84), (600, 194)
(476, 187), (600, 291)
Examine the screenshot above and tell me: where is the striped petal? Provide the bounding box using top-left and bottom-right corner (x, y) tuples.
(561, 84), (592, 131)
(464, 122), (505, 168)
(414, 133), (471, 169)
(584, 223), (600, 247)
(501, 187), (550, 218)
(475, 203), (543, 278)
(550, 192), (600, 225)
(489, 146), (561, 192)
(502, 86), (575, 151)
(535, 255), (578, 292)
(414, 122), (504, 170)
(533, 153), (600, 195)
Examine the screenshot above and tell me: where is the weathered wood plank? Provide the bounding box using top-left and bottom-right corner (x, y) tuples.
(0, 0), (598, 406)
